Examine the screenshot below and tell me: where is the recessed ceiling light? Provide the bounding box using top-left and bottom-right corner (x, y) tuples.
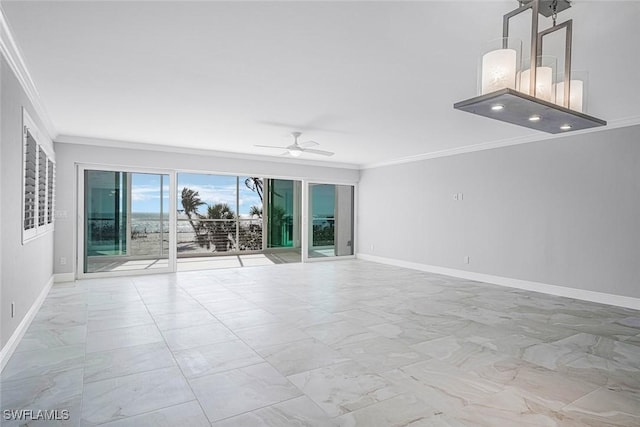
(560, 124), (572, 130)
(528, 115), (541, 122)
(491, 104), (505, 111)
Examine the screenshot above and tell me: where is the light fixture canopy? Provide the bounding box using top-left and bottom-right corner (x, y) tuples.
(454, 0), (606, 133)
(288, 147), (303, 157)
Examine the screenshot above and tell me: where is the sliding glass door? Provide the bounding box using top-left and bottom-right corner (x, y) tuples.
(307, 183), (354, 258)
(80, 168), (355, 275)
(177, 173), (265, 256)
(267, 179), (301, 249)
(83, 169), (170, 274)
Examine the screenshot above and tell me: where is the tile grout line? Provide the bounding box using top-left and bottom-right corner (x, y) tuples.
(175, 271), (364, 422)
(129, 275), (212, 425)
(176, 277), (312, 423)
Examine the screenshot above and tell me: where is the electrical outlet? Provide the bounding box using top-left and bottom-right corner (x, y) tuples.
(60, 257), (67, 265)
(464, 256), (470, 264)
(11, 302), (15, 318)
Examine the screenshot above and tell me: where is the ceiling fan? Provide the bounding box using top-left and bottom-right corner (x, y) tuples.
(254, 132), (334, 157)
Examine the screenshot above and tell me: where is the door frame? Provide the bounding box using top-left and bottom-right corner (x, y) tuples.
(77, 164), (177, 279)
(301, 180), (358, 263)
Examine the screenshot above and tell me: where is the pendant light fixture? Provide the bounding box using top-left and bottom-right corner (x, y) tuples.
(454, 0), (606, 134)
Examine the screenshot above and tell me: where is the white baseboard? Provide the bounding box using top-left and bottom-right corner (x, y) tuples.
(357, 253), (640, 310)
(54, 272), (75, 283)
(0, 275), (54, 372)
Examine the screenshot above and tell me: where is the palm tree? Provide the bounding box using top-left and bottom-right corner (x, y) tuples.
(180, 187), (205, 234)
(249, 205), (263, 218)
(205, 203), (236, 251)
(245, 177), (264, 202)
(207, 203), (235, 220)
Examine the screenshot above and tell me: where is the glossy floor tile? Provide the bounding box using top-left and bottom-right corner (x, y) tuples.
(81, 366), (195, 425)
(1, 260), (639, 426)
(190, 362), (301, 423)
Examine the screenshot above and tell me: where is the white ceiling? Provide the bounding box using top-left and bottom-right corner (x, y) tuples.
(2, 1), (639, 167)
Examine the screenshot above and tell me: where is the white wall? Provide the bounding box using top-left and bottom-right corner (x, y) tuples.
(53, 140), (360, 277)
(0, 51), (3, 344)
(358, 124), (640, 300)
(1, 56), (55, 350)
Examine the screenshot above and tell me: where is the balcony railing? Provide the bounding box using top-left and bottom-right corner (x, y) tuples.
(312, 217), (334, 247)
(90, 215), (318, 258)
(177, 218), (263, 256)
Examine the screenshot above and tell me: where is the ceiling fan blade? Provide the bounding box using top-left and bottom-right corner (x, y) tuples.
(299, 140), (319, 148)
(254, 144), (288, 149)
(303, 148), (334, 157)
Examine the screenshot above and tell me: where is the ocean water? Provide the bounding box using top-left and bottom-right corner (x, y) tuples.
(130, 212), (188, 233)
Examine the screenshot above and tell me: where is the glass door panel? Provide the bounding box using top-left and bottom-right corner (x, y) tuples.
(239, 177), (264, 251)
(308, 183), (354, 258)
(177, 173), (237, 255)
(129, 173), (170, 258)
(267, 179), (301, 249)
(84, 170), (169, 273)
(85, 171), (127, 259)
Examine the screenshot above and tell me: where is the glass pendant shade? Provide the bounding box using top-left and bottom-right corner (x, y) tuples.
(480, 38), (521, 95)
(518, 56), (557, 103)
(555, 80), (583, 112)
(555, 71), (587, 113)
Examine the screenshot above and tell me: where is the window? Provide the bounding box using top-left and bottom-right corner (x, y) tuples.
(48, 158), (55, 224)
(23, 131), (37, 233)
(38, 146), (47, 226)
(22, 109), (55, 243)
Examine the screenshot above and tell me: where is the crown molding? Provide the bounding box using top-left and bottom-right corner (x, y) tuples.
(361, 115), (640, 170)
(0, 4), (56, 139)
(55, 134), (361, 170)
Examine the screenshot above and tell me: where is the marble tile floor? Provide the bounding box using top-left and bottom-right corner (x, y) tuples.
(2, 260), (640, 426)
(87, 250), (302, 275)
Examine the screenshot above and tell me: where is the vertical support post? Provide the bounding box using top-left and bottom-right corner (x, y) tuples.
(123, 172), (131, 255)
(236, 176), (240, 251)
(159, 174), (164, 256)
(301, 180), (309, 263)
(262, 178), (268, 251)
(169, 171), (177, 273)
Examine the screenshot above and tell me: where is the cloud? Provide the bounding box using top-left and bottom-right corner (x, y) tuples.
(179, 183), (236, 206)
(181, 183), (263, 213)
(131, 185), (168, 202)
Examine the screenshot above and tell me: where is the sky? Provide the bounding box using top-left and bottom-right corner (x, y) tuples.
(130, 173), (262, 216)
(129, 173), (338, 218)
